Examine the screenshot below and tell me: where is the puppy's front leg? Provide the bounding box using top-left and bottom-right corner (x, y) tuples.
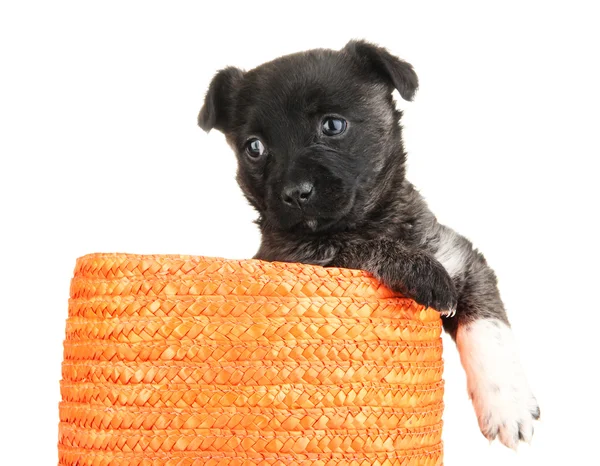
(434, 228), (540, 448)
(335, 239), (458, 315)
(337, 235), (540, 448)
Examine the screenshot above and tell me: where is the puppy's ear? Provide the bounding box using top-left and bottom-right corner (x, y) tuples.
(198, 66), (244, 133)
(344, 40), (418, 101)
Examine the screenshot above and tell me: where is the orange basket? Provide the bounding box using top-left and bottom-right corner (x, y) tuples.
(59, 253), (444, 465)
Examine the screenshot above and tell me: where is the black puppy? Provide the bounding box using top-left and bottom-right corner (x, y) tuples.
(198, 40), (539, 449)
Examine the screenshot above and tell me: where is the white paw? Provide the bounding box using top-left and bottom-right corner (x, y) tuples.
(471, 374), (540, 447)
(457, 319), (540, 449)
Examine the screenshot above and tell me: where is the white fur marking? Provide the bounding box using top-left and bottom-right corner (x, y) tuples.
(434, 229), (468, 278)
(457, 319), (539, 449)
(305, 219), (318, 231)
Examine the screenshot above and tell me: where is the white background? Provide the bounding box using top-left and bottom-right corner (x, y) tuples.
(1, 1), (599, 464)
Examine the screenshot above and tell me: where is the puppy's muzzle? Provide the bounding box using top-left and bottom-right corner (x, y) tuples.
(281, 181), (315, 209)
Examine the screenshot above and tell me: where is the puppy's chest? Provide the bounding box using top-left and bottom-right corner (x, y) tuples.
(354, 221), (425, 247)
(315, 225), (425, 260)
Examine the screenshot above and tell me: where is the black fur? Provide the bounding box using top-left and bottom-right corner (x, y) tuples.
(198, 41), (539, 446)
(198, 40), (505, 334)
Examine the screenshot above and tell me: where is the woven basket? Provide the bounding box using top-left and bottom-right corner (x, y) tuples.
(59, 253), (444, 466)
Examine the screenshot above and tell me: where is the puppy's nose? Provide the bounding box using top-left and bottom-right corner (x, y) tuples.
(282, 182), (315, 208)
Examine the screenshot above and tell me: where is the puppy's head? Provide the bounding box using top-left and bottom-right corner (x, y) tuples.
(199, 40), (417, 233)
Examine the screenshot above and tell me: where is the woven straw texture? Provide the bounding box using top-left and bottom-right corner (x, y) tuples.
(59, 253), (444, 466)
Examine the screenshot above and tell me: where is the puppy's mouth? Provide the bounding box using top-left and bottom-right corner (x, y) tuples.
(272, 191), (357, 234)
(300, 216), (336, 233)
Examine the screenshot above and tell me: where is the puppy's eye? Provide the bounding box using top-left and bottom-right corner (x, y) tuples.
(245, 138), (266, 159)
(322, 117), (347, 136)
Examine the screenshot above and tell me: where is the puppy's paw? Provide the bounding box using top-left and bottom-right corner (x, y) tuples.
(380, 253), (458, 315)
(457, 319), (540, 449)
(475, 387), (540, 448)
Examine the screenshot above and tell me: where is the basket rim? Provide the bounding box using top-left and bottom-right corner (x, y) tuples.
(75, 252), (373, 278)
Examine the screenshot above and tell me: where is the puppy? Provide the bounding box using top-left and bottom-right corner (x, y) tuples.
(198, 40), (539, 449)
